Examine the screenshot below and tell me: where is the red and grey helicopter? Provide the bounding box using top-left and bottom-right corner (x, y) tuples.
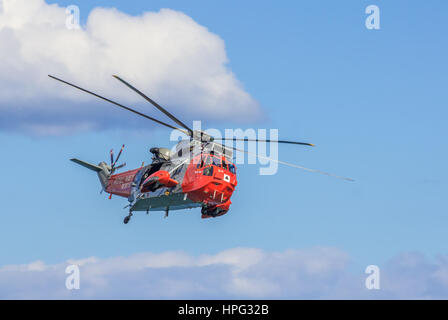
(49, 75), (353, 224)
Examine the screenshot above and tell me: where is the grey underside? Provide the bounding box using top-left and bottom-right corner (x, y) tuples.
(131, 189), (201, 212)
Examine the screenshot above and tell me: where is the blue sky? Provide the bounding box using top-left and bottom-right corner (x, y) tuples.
(0, 0), (447, 298)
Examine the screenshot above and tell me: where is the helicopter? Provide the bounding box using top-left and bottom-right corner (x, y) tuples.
(49, 74), (353, 224)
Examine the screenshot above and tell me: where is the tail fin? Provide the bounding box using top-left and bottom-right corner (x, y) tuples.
(70, 158), (110, 191)
(70, 159), (102, 172)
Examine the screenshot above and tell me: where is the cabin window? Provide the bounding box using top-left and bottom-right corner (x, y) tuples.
(228, 163), (236, 174)
(203, 166), (214, 176)
(196, 156), (203, 169)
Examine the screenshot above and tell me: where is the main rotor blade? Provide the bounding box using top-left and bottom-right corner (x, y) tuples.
(229, 145), (354, 182)
(48, 75), (189, 135)
(217, 138), (315, 147)
(112, 75), (193, 136)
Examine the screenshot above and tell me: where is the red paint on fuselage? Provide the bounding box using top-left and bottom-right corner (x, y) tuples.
(182, 154), (237, 208)
(106, 168), (140, 197)
(141, 170), (178, 193)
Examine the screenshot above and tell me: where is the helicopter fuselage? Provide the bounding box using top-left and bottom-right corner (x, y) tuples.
(104, 145), (238, 219)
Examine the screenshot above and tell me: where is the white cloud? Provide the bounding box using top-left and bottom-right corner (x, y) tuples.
(3, 247), (448, 299)
(0, 0), (262, 134)
(1, 247), (353, 299)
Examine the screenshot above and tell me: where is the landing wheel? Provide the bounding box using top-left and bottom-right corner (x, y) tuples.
(123, 212), (133, 224)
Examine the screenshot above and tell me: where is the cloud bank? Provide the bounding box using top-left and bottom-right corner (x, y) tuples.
(1, 247), (448, 299)
(0, 0), (261, 134)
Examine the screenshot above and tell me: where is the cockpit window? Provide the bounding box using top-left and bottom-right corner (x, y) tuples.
(203, 166), (213, 176)
(196, 154), (237, 171)
(222, 158), (228, 170)
(212, 156), (221, 167)
(196, 155), (212, 168)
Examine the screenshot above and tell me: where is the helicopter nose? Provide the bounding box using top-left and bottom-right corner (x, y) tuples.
(213, 169), (236, 187)
(203, 179), (235, 204)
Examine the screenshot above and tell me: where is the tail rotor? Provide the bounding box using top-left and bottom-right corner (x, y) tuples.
(109, 144), (126, 174)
